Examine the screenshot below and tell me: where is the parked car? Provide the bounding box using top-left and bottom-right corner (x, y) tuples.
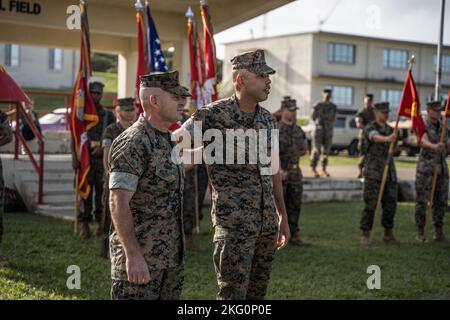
(38, 108), (69, 133)
(303, 109), (359, 156)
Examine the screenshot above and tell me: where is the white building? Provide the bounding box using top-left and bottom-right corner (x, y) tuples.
(222, 31), (450, 116)
(0, 44), (79, 89)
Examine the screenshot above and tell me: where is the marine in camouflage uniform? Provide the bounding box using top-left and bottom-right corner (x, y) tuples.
(278, 96), (309, 246)
(310, 88), (337, 178)
(109, 71), (190, 300)
(180, 49), (290, 300)
(414, 100), (449, 242)
(355, 94), (375, 178)
(0, 109), (13, 268)
(360, 102), (399, 245)
(100, 97), (137, 259)
(76, 81), (116, 239)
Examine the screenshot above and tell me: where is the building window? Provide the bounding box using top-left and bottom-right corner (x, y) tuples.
(383, 49), (408, 69)
(49, 48), (63, 70)
(330, 85), (353, 106)
(327, 43), (355, 64)
(4, 44), (20, 67)
(381, 89), (402, 113)
(433, 54), (450, 73)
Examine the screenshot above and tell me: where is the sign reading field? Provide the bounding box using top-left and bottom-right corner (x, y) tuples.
(0, 0), (41, 15)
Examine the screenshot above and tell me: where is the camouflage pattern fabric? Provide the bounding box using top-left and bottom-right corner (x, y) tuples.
(186, 94), (279, 299)
(140, 71), (191, 97)
(415, 119), (449, 228)
(355, 106), (375, 171)
(230, 49), (276, 75)
(0, 110), (12, 245)
(108, 115), (185, 288)
(111, 264), (184, 300)
(101, 122), (127, 251)
(310, 102), (337, 168)
(278, 120), (307, 235)
(213, 226), (277, 300)
(360, 121), (398, 231)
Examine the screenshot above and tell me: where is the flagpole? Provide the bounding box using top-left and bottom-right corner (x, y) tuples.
(369, 56), (415, 242)
(426, 91), (449, 237)
(435, 0), (446, 100)
(74, 169), (80, 234)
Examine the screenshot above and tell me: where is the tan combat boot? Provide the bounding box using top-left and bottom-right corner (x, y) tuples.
(321, 166), (331, 178)
(185, 235), (201, 252)
(416, 226), (426, 243)
(360, 230), (371, 245)
(382, 229), (399, 244)
(289, 233), (311, 247)
(79, 222), (91, 239)
(311, 167), (320, 178)
(433, 226), (446, 242)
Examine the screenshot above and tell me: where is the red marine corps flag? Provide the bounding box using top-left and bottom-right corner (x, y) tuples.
(397, 68), (427, 143)
(444, 89), (450, 118)
(200, 0), (218, 104)
(70, 0), (98, 200)
(186, 6), (205, 112)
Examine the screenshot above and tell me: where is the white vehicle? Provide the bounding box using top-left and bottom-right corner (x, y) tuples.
(302, 109), (359, 156)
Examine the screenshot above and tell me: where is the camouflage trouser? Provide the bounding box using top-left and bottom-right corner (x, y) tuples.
(78, 160), (104, 223)
(0, 158), (4, 245)
(415, 172), (448, 228)
(311, 127), (333, 168)
(101, 175), (112, 254)
(213, 226), (277, 300)
(357, 135), (367, 172)
(183, 168), (196, 235)
(197, 164), (209, 220)
(361, 178), (397, 231)
(111, 264), (184, 300)
(283, 181), (303, 236)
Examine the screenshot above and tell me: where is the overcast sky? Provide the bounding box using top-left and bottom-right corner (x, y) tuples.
(214, 0), (450, 59)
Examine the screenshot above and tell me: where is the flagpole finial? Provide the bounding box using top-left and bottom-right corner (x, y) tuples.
(408, 55), (416, 69)
(185, 6), (194, 19)
(135, 0), (143, 11)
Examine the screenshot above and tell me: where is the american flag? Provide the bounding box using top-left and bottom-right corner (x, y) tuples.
(145, 1), (168, 72)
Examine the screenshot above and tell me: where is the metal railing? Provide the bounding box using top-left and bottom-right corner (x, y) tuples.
(13, 102), (45, 204)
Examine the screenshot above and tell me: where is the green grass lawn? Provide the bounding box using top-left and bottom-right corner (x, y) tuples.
(1, 202), (450, 300)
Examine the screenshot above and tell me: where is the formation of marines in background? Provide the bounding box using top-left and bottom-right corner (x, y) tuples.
(0, 48), (448, 298)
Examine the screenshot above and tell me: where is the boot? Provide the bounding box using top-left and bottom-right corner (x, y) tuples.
(0, 255), (10, 269)
(433, 226), (445, 242)
(383, 229), (399, 244)
(311, 167), (320, 178)
(289, 233), (311, 247)
(79, 222), (91, 239)
(360, 230), (371, 245)
(321, 166), (330, 178)
(185, 234), (201, 252)
(356, 169), (363, 179)
(416, 226), (426, 242)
